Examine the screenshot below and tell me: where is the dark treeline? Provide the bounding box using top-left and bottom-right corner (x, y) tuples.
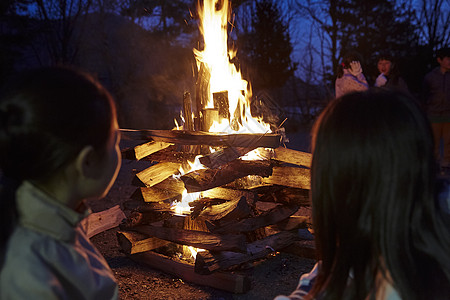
(1, 0), (449, 130)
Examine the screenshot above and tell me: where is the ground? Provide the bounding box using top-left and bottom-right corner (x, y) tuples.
(87, 128), (315, 300)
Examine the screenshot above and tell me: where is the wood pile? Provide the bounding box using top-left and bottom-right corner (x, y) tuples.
(116, 130), (315, 293)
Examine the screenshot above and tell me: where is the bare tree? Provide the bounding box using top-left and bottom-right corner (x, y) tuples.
(32, 0), (93, 65)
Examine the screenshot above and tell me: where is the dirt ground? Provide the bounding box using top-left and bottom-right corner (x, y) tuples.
(87, 129), (316, 300)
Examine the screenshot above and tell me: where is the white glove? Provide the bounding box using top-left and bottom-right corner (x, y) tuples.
(348, 61), (362, 76)
(375, 73), (388, 87)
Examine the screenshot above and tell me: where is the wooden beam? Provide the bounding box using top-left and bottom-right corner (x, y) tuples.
(207, 204), (299, 234)
(122, 141), (173, 161)
(117, 231), (170, 255)
(199, 146), (257, 169)
(181, 160), (273, 193)
(262, 166), (310, 190)
(131, 251), (251, 293)
(201, 187), (257, 204)
(198, 196), (251, 221)
(273, 147), (312, 168)
(194, 231), (298, 275)
(120, 129), (281, 148)
(132, 162), (181, 187)
(132, 177), (185, 203)
(129, 225), (247, 252)
(80, 205), (126, 238)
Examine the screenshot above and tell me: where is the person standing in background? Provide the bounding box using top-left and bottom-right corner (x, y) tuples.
(423, 47), (450, 173)
(335, 51), (369, 98)
(374, 53), (410, 94)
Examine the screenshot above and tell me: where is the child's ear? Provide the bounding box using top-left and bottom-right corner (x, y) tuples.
(75, 145), (99, 179)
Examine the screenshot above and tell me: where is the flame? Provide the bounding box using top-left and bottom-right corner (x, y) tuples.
(194, 0), (271, 134)
(171, 155), (206, 215)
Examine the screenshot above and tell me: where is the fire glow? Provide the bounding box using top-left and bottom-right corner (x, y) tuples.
(172, 0), (272, 225)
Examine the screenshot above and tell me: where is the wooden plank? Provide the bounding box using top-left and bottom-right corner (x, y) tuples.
(201, 187), (257, 204)
(122, 141), (173, 160)
(262, 166), (310, 190)
(199, 146), (257, 169)
(207, 204), (299, 234)
(129, 225), (247, 252)
(257, 186), (310, 206)
(117, 231), (170, 255)
(273, 147), (312, 168)
(80, 205), (126, 238)
(183, 91), (194, 131)
(131, 251), (251, 293)
(132, 177), (185, 203)
(195, 231), (298, 275)
(281, 240), (316, 259)
(120, 129), (281, 148)
(198, 196), (251, 221)
(181, 160), (273, 193)
(133, 162), (181, 187)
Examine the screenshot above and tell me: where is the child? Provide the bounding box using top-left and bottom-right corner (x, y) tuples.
(335, 51), (369, 98)
(276, 89), (450, 300)
(0, 67), (121, 299)
(374, 53), (410, 94)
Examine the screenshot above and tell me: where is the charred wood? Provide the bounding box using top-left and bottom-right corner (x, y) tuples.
(194, 231), (298, 275)
(129, 224), (247, 252)
(198, 196), (251, 222)
(199, 146), (257, 169)
(181, 160), (273, 193)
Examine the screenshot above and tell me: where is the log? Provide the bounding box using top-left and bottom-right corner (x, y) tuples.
(120, 129), (281, 148)
(122, 141), (173, 161)
(273, 147), (312, 168)
(195, 62), (211, 131)
(143, 146), (197, 163)
(201, 187), (257, 204)
(132, 162), (181, 187)
(183, 91), (194, 131)
(117, 231), (170, 255)
(131, 251), (251, 293)
(195, 231), (298, 275)
(199, 146), (257, 169)
(257, 186), (310, 206)
(213, 91), (230, 120)
(281, 240), (316, 259)
(130, 225), (247, 252)
(262, 166), (310, 190)
(80, 205), (126, 238)
(198, 196), (251, 221)
(132, 177), (185, 203)
(181, 160), (273, 193)
(268, 215), (311, 231)
(207, 204), (300, 234)
(202, 108), (219, 132)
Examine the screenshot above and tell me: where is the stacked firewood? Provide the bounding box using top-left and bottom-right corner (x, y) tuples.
(116, 129), (314, 293)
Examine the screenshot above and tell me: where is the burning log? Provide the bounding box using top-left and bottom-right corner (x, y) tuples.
(201, 186), (257, 203)
(194, 231), (298, 275)
(206, 204), (300, 233)
(181, 160), (273, 193)
(195, 63), (211, 131)
(213, 91), (230, 120)
(262, 166), (310, 190)
(202, 108), (219, 132)
(183, 92), (195, 131)
(133, 162), (181, 187)
(273, 147), (312, 168)
(129, 224), (247, 252)
(122, 141), (173, 161)
(116, 231), (170, 255)
(131, 251), (251, 293)
(199, 146), (257, 169)
(132, 177), (185, 203)
(120, 129), (281, 149)
(198, 196), (251, 221)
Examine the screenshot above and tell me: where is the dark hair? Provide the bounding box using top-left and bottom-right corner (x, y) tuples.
(377, 52), (401, 84)
(309, 89), (450, 299)
(0, 67), (116, 261)
(436, 47), (450, 59)
(337, 51), (363, 78)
